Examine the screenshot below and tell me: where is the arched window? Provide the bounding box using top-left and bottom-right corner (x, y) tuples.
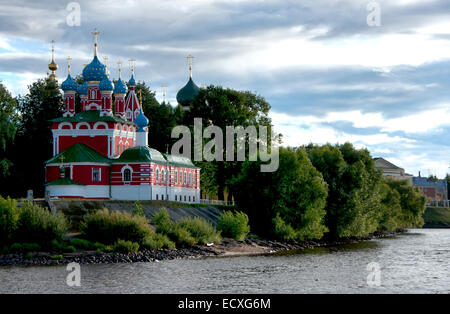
(156, 169), (159, 182)
(184, 171), (187, 185)
(123, 169), (131, 182)
(193, 173), (196, 187)
(189, 196), (191, 202)
(193, 196), (195, 202)
(156, 194), (158, 200)
(179, 171), (182, 184)
(161, 169), (165, 184)
(175, 195), (177, 201)
(175, 171), (178, 184)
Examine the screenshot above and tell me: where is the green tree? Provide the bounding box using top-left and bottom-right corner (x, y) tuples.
(233, 147), (328, 240)
(0, 82), (18, 177)
(306, 143), (382, 238)
(186, 86), (272, 201)
(378, 181), (403, 232)
(384, 178), (426, 228)
(1, 78), (63, 197)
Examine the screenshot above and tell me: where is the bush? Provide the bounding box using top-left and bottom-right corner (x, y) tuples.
(178, 217), (221, 244)
(9, 242), (41, 253)
(0, 196), (19, 244)
(113, 239), (139, 253)
(15, 202), (67, 247)
(50, 240), (76, 253)
(151, 208), (173, 234)
(172, 226), (197, 246)
(152, 209), (221, 246)
(217, 211), (250, 241)
(142, 233), (175, 250)
(69, 238), (94, 250)
(81, 208), (152, 245)
(132, 201), (145, 216)
(273, 215), (296, 241)
(93, 242), (106, 251)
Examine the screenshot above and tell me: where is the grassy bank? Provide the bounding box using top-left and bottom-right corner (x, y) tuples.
(1, 196), (250, 256)
(423, 207), (450, 227)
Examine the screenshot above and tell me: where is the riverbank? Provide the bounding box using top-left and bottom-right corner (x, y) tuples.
(0, 230), (404, 267)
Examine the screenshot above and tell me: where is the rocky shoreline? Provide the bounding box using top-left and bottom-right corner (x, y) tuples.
(0, 230), (404, 267)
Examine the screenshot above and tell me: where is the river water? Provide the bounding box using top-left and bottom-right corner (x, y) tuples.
(0, 229), (449, 293)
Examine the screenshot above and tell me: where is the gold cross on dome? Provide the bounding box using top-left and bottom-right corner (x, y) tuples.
(117, 61), (123, 78)
(51, 40), (55, 59)
(129, 58), (136, 76)
(92, 28), (100, 56)
(187, 54), (194, 78)
(66, 56), (72, 74)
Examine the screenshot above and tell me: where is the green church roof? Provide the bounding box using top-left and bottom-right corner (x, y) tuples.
(45, 178), (85, 186)
(164, 153), (198, 169)
(50, 110), (134, 125)
(46, 143), (111, 164)
(115, 146), (167, 164)
(176, 77), (200, 106)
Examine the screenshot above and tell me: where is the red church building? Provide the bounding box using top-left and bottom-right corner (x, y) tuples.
(44, 30), (200, 203)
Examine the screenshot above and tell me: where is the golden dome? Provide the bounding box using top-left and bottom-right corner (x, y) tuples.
(48, 60), (58, 71)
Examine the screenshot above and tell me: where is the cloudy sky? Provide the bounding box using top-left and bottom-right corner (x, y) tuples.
(0, 0), (449, 177)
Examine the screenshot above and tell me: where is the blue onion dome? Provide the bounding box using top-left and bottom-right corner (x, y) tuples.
(135, 109), (149, 132)
(61, 74), (78, 92)
(128, 75), (136, 87)
(99, 75), (114, 92)
(82, 56), (106, 82)
(114, 78), (128, 94)
(77, 81), (88, 95)
(176, 77), (200, 106)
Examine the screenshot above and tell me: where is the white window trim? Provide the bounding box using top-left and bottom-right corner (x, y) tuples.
(121, 165), (133, 182)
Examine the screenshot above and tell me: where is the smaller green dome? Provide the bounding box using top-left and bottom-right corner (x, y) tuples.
(176, 77), (200, 106)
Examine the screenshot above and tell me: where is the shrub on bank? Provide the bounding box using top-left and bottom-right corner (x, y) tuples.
(151, 208), (221, 246)
(69, 238), (93, 250)
(151, 208), (173, 234)
(178, 217), (221, 245)
(216, 211), (250, 241)
(15, 202), (68, 247)
(80, 208), (152, 245)
(113, 239), (139, 253)
(0, 197), (19, 244)
(142, 233), (175, 250)
(9, 242), (41, 253)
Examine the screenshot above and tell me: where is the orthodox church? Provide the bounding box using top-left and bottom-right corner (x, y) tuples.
(44, 30), (200, 203)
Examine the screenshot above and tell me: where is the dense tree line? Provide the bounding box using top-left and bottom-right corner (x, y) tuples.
(234, 143), (426, 240)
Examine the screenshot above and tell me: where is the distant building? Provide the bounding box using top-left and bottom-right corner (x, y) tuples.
(373, 157), (413, 183)
(412, 176), (448, 206)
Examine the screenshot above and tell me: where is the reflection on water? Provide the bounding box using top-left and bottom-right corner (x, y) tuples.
(0, 229), (449, 294)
